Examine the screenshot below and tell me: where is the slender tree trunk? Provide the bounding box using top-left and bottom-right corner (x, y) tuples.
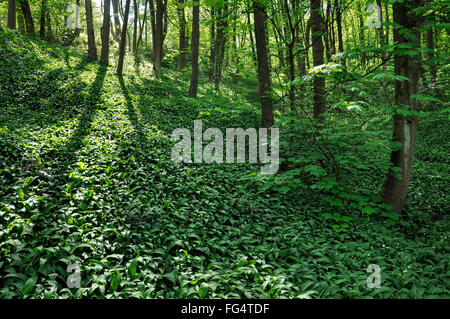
(188, 0), (200, 97)
(381, 0), (422, 214)
(112, 0), (121, 41)
(149, 0), (156, 58)
(133, 0), (138, 54)
(40, 0), (46, 38)
(247, 9), (257, 67)
(324, 2), (331, 62)
(335, 0), (343, 54)
(384, 2), (389, 44)
(310, 0), (326, 122)
(209, 7), (216, 82)
(214, 0), (228, 91)
(305, 18), (311, 70)
(100, 0), (111, 65)
(177, 0), (188, 71)
(253, 1), (274, 128)
(117, 0), (132, 75)
(46, 10), (52, 40)
(136, 0), (148, 54)
(153, 0), (165, 72)
(85, 0), (98, 61)
(18, 0), (34, 35)
(8, 0), (16, 30)
(163, 0), (168, 41)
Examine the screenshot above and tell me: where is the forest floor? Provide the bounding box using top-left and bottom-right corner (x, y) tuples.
(0, 27), (449, 298)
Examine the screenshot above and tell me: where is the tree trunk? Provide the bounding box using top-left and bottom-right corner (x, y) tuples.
(149, 0), (156, 58)
(305, 18), (311, 70)
(153, 0), (165, 72)
(117, 0), (132, 75)
(335, 0), (343, 55)
(46, 10), (52, 40)
(100, 0), (111, 65)
(112, 0), (121, 41)
(310, 0), (326, 122)
(209, 7), (216, 82)
(8, 0), (16, 30)
(40, 0), (46, 38)
(253, 1), (274, 128)
(136, 0), (148, 54)
(132, 0), (138, 54)
(188, 0), (200, 97)
(381, 0), (422, 214)
(19, 0), (34, 35)
(177, 0), (188, 71)
(85, 0), (98, 61)
(214, 0), (228, 91)
(324, 2), (331, 62)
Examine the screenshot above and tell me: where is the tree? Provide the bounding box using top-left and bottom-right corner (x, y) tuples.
(310, 0), (326, 122)
(133, 0), (138, 54)
(177, 0), (188, 71)
(18, 0), (35, 36)
(253, 0), (274, 128)
(100, 0), (112, 65)
(188, 0), (200, 98)
(85, 0), (98, 61)
(153, 0), (166, 72)
(117, 0), (132, 75)
(380, 0), (423, 214)
(136, 0), (148, 54)
(213, 0), (229, 90)
(8, 0), (16, 30)
(39, 0), (46, 38)
(112, 0), (121, 41)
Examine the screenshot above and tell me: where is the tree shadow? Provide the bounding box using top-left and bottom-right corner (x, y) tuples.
(58, 65), (108, 165)
(118, 75), (152, 151)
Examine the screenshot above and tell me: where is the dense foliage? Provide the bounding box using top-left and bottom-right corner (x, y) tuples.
(0, 23), (448, 299)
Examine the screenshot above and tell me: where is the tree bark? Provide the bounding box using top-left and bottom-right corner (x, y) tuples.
(214, 0), (228, 91)
(253, 0), (274, 128)
(335, 0), (343, 55)
(100, 0), (111, 65)
(117, 0), (132, 75)
(149, 0), (156, 58)
(40, 0), (46, 38)
(133, 0), (138, 54)
(153, 0), (165, 72)
(8, 0), (16, 30)
(381, 0), (422, 214)
(112, 0), (121, 41)
(177, 0), (188, 71)
(136, 0), (148, 54)
(310, 0), (326, 122)
(188, 0), (200, 97)
(209, 7), (216, 82)
(85, 0), (98, 61)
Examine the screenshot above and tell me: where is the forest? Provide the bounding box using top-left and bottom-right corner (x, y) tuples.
(0, 0), (448, 300)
